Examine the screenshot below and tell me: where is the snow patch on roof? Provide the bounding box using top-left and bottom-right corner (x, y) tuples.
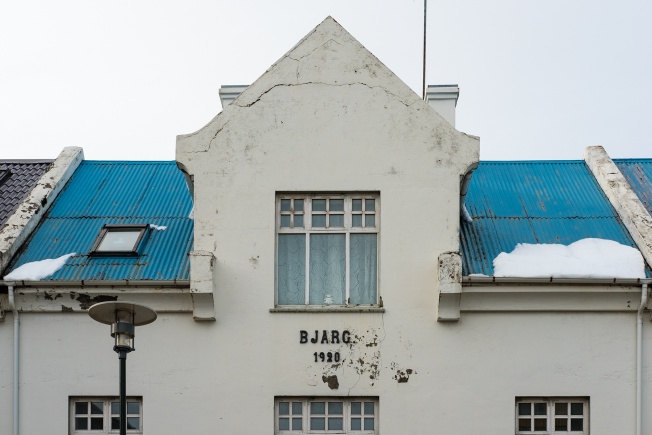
(493, 238), (645, 279)
(4, 252), (76, 281)
(150, 224), (167, 231)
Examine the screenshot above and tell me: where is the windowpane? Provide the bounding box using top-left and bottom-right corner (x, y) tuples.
(518, 403), (531, 416)
(351, 417), (361, 430)
(90, 417), (104, 430)
(555, 418), (568, 431)
(350, 234), (377, 304)
(311, 402), (325, 414)
(571, 402), (583, 415)
(365, 199), (375, 211)
(127, 402), (140, 414)
(534, 403), (547, 415)
(294, 200), (304, 212)
(328, 417), (343, 430)
(280, 215), (291, 227)
(352, 199), (362, 211)
(292, 418), (302, 430)
(75, 418), (88, 430)
(518, 419), (530, 431)
(365, 214), (375, 228)
(534, 418), (547, 430)
(279, 418), (289, 430)
(351, 402), (361, 415)
(312, 215), (326, 227)
(329, 214), (344, 227)
(571, 418), (583, 430)
(111, 401), (120, 415)
(75, 402), (88, 414)
(309, 234), (345, 305)
(127, 417), (139, 430)
(277, 235), (306, 305)
(294, 215), (304, 228)
(364, 418), (374, 430)
(97, 231), (140, 252)
(555, 402), (568, 415)
(279, 402), (290, 415)
(111, 417), (120, 430)
(90, 402), (103, 414)
(313, 199), (326, 211)
(310, 417), (325, 430)
(292, 402), (302, 414)
(329, 402), (343, 414)
(352, 214), (362, 227)
(330, 199), (344, 211)
(363, 402), (374, 415)
(281, 199), (291, 211)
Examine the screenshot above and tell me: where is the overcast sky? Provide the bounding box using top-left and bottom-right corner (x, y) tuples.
(2, 0), (650, 161)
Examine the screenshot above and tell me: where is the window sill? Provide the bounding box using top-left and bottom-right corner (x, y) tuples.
(270, 306), (385, 313)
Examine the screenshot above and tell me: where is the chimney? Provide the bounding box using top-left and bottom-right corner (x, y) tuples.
(219, 85), (248, 109)
(425, 85), (459, 127)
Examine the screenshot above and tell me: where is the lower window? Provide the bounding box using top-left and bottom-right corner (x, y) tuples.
(516, 397), (588, 434)
(70, 397), (142, 434)
(275, 397), (378, 434)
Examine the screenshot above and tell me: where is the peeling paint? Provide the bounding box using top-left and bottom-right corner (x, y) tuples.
(322, 375), (339, 390)
(44, 292), (62, 301)
(61, 305), (73, 312)
(391, 363), (416, 383)
(75, 293), (117, 310)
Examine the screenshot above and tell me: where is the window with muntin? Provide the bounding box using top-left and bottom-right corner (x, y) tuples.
(275, 397), (378, 434)
(70, 397), (142, 434)
(276, 194), (379, 306)
(516, 397), (588, 434)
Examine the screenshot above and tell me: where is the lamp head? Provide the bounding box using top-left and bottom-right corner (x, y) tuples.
(88, 302), (157, 353)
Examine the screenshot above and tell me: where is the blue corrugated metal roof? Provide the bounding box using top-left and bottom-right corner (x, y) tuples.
(461, 160), (648, 276)
(614, 159), (652, 216)
(6, 161), (193, 281)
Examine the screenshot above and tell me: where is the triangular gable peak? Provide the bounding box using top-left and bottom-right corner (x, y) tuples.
(177, 17), (478, 177)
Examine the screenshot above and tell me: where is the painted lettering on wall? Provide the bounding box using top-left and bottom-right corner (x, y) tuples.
(299, 330), (351, 344)
(300, 330), (350, 363)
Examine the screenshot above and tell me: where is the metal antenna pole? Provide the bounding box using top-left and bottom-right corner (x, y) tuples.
(119, 350), (127, 435)
(422, 0), (427, 99)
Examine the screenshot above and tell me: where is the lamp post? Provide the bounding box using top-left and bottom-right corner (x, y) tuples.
(88, 302), (157, 435)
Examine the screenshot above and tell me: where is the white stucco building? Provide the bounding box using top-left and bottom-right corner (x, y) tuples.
(2, 17), (652, 435)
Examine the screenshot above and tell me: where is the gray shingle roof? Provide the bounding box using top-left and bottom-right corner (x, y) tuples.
(0, 160), (53, 227)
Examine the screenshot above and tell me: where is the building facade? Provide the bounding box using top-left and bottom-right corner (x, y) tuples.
(1, 17), (652, 435)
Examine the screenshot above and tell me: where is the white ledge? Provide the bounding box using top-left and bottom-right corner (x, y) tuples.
(270, 306), (385, 313)
(463, 276), (652, 285)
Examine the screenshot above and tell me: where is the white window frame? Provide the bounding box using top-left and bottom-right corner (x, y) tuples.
(515, 397), (589, 434)
(276, 193), (380, 306)
(69, 397), (143, 434)
(275, 397), (378, 434)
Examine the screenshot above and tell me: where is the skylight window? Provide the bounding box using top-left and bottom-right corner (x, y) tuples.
(90, 225), (148, 256)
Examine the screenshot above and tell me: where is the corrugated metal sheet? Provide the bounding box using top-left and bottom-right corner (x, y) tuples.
(614, 159), (652, 215)
(0, 160), (53, 226)
(461, 161), (647, 276)
(6, 161), (193, 281)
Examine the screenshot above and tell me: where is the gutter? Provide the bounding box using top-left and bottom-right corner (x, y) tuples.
(463, 276), (652, 286)
(8, 284), (19, 435)
(637, 283), (649, 435)
(0, 279), (190, 288)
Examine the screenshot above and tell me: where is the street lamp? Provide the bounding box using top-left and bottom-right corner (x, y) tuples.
(88, 302), (157, 435)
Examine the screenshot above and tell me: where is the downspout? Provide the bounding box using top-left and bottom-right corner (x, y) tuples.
(8, 284), (19, 435)
(637, 282), (648, 435)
